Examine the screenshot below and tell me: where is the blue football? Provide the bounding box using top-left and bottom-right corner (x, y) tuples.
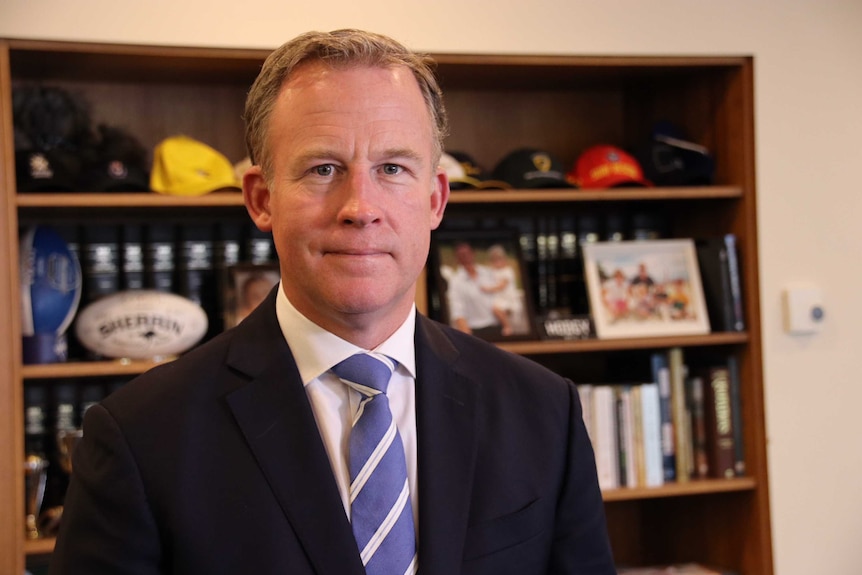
(20, 225), (82, 337)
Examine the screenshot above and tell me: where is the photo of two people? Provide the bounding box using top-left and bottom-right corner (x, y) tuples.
(431, 231), (536, 342)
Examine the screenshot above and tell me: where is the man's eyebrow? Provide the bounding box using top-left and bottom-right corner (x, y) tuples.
(378, 147), (423, 162)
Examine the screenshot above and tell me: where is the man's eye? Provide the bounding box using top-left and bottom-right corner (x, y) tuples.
(382, 164), (402, 175)
(313, 164), (335, 176)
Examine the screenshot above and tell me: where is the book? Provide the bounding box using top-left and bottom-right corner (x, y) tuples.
(695, 235), (744, 332)
(687, 375), (710, 479)
(616, 385), (636, 488)
(668, 347), (691, 482)
(703, 365), (736, 479)
(726, 355), (746, 476)
(724, 234), (745, 331)
(651, 351), (676, 482)
(591, 385), (620, 490)
(121, 224), (145, 290)
(145, 223), (176, 293)
(81, 224), (121, 303)
(556, 215), (578, 314)
(639, 382), (665, 487)
(577, 384), (594, 444)
(630, 385), (646, 486)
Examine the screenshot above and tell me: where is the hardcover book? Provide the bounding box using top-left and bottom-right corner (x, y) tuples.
(651, 352), (677, 482)
(695, 235), (745, 332)
(669, 347), (691, 482)
(703, 365), (736, 479)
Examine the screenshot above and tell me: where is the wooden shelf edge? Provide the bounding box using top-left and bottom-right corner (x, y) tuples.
(602, 477), (757, 502)
(24, 536), (55, 556)
(17, 192), (245, 208)
(22, 358), (172, 379)
(15, 186), (742, 209)
(448, 186), (742, 204)
(499, 331), (748, 355)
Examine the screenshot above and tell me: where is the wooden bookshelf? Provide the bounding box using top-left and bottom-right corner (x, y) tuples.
(0, 39), (772, 574)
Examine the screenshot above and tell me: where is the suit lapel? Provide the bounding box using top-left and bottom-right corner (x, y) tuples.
(414, 316), (479, 575)
(224, 291), (365, 575)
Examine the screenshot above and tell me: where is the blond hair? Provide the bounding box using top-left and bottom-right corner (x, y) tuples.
(244, 29), (448, 177)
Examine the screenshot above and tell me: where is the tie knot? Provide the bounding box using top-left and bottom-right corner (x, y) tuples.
(332, 353), (393, 396)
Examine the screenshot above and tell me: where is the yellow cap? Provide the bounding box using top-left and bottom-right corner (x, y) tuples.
(150, 135), (241, 196)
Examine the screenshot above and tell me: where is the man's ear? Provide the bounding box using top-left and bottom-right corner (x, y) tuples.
(429, 167), (450, 231)
(243, 166), (273, 232)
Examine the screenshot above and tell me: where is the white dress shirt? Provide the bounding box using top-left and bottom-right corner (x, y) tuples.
(274, 285), (419, 530)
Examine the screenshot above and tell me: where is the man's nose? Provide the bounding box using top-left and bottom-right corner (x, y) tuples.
(337, 170), (382, 226)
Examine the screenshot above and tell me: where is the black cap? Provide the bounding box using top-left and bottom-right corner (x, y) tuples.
(15, 149), (79, 192)
(637, 121), (715, 186)
(491, 148), (575, 189)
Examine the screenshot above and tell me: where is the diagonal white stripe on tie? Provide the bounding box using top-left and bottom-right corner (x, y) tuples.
(331, 353), (417, 575)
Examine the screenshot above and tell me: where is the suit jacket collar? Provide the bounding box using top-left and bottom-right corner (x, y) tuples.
(224, 290), (365, 574)
(414, 315), (479, 575)
(223, 289), (479, 575)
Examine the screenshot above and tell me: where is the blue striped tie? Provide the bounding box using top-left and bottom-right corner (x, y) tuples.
(332, 353), (418, 575)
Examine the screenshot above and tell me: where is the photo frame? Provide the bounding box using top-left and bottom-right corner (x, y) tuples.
(223, 263), (280, 330)
(430, 229), (538, 342)
(582, 239), (711, 339)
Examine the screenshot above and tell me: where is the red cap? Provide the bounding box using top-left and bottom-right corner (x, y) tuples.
(569, 145), (652, 188)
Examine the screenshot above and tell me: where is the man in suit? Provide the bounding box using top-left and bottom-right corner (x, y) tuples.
(50, 29), (615, 574)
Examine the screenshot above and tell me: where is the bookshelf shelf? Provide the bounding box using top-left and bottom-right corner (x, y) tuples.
(14, 186), (742, 210)
(448, 186), (743, 204)
(21, 359), (173, 380)
(499, 332), (748, 355)
(23, 537), (55, 557)
(602, 477), (756, 502)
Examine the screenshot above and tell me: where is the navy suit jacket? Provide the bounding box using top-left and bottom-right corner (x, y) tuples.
(50, 290), (615, 574)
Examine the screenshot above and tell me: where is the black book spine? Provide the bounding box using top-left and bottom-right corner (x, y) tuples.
(178, 224), (217, 340)
(121, 224), (145, 290)
(724, 234), (745, 331)
(246, 225), (276, 264)
(214, 222), (243, 334)
(146, 224), (176, 293)
(726, 355), (746, 476)
(556, 215), (578, 314)
(81, 225), (121, 303)
(696, 237), (735, 332)
(535, 217), (549, 313)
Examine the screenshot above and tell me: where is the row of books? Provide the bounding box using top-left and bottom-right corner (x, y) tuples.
(578, 347), (745, 490)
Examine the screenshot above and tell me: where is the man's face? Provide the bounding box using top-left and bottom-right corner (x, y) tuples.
(244, 62), (448, 341)
(455, 243), (475, 267)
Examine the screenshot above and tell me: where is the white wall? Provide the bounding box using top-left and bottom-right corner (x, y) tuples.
(3, 1), (861, 572)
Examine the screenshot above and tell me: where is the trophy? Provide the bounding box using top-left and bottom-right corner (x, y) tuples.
(24, 454), (49, 539)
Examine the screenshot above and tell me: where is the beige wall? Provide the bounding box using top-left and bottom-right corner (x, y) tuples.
(3, 0), (861, 572)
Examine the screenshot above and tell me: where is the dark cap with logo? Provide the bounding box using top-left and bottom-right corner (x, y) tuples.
(491, 148), (575, 189)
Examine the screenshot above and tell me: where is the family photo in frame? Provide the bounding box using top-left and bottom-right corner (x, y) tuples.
(582, 239), (711, 339)
(430, 229), (537, 342)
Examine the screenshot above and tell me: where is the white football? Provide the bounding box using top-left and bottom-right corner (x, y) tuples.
(74, 290), (208, 360)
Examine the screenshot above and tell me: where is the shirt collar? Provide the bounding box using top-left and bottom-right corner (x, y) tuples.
(274, 282), (417, 385)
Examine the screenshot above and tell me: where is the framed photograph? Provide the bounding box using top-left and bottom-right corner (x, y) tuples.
(223, 263), (280, 329)
(430, 229), (538, 342)
(582, 239), (711, 339)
